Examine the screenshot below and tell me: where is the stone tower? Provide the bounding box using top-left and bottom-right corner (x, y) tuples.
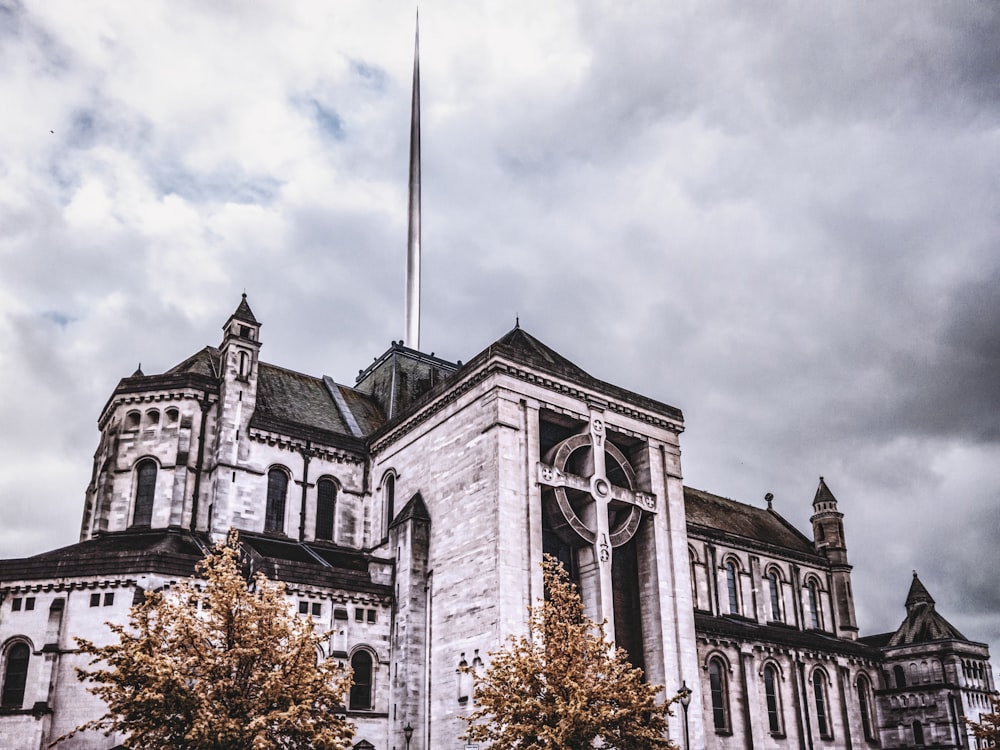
(811, 476), (859, 638)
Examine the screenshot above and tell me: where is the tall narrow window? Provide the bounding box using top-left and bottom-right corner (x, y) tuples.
(912, 720), (924, 746)
(315, 478), (336, 541)
(893, 665), (906, 688)
(725, 561), (740, 615)
(768, 571), (782, 621)
(1, 642), (30, 709)
(764, 665), (782, 734)
(813, 670), (830, 738)
(383, 474), (395, 536)
(808, 579), (821, 629)
(349, 650), (373, 710)
(132, 459), (157, 527)
(265, 468), (288, 533)
(857, 676), (875, 741)
(708, 658), (729, 731)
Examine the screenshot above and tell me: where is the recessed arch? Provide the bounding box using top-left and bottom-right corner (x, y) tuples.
(706, 654), (731, 732)
(265, 466), (290, 534)
(380, 470), (397, 538)
(1, 639), (31, 709)
(349, 646), (376, 711)
(315, 475), (339, 542)
(131, 457), (159, 527)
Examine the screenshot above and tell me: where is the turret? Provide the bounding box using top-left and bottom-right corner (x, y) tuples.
(211, 295), (263, 536)
(810, 477), (859, 638)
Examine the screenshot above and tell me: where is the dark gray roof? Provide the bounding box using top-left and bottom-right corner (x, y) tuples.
(164, 346), (222, 378)
(229, 294), (259, 326)
(238, 533), (392, 595)
(0, 528), (209, 581)
(251, 364), (372, 451)
(685, 486), (819, 558)
(813, 476), (838, 507)
(462, 327), (684, 422)
(390, 492), (430, 529)
(695, 612), (880, 660)
(888, 574), (967, 646)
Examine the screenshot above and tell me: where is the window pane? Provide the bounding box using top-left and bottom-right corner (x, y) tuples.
(858, 680), (873, 740)
(349, 651), (373, 710)
(765, 666), (781, 733)
(769, 573), (781, 621)
(709, 660), (727, 730)
(726, 563), (739, 614)
(1, 643), (30, 708)
(808, 581), (820, 629)
(265, 469), (288, 533)
(813, 672), (828, 736)
(133, 461), (156, 526)
(316, 479), (336, 541)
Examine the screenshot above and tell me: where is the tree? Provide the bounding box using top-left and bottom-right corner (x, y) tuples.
(462, 555), (678, 750)
(56, 531), (354, 750)
(966, 693), (1000, 747)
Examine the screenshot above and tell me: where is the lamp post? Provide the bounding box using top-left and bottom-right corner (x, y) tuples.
(403, 722), (414, 750)
(678, 680), (692, 750)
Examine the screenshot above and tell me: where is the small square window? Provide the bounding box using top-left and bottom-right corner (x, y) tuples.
(104, 593), (114, 607)
(25, 597), (35, 611)
(312, 602), (322, 617)
(11, 597), (21, 611)
(90, 593), (101, 607)
(299, 601), (309, 614)
(355, 608), (364, 622)
(367, 609), (376, 624)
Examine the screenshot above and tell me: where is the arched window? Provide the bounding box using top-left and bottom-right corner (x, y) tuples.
(764, 664), (783, 734)
(349, 650), (374, 710)
(315, 478), (337, 541)
(265, 468), (288, 533)
(725, 561), (740, 615)
(1, 642), (30, 709)
(767, 570), (782, 621)
(132, 459), (157, 527)
(383, 474), (395, 537)
(689, 549), (699, 607)
(893, 664), (906, 688)
(708, 658), (730, 731)
(857, 675), (875, 741)
(813, 670), (831, 739)
(807, 579), (821, 629)
(912, 720), (925, 746)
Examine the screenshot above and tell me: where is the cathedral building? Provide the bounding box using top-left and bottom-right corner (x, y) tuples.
(0, 297), (994, 750)
(0, 23), (994, 750)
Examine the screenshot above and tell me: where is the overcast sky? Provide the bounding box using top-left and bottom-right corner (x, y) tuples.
(1, 1), (998, 651)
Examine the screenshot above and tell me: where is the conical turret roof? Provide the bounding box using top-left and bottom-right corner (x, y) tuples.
(904, 571), (935, 608)
(229, 293), (259, 326)
(812, 476), (838, 507)
(888, 573), (966, 646)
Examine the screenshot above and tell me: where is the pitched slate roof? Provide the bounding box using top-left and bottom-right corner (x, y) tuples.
(813, 476), (838, 507)
(0, 528), (210, 581)
(887, 573), (967, 646)
(251, 364), (378, 450)
(685, 486), (819, 558)
(238, 533), (392, 595)
(695, 612), (880, 660)
(465, 327), (684, 422)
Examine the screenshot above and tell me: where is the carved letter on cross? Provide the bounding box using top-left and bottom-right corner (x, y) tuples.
(537, 414), (656, 637)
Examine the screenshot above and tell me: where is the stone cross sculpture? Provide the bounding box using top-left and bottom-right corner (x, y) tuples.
(537, 413), (656, 641)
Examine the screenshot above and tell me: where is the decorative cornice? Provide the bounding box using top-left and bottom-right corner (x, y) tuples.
(371, 357), (683, 454)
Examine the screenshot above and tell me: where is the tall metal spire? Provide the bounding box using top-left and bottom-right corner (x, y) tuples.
(405, 10), (421, 351)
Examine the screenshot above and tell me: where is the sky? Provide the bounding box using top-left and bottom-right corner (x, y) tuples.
(1, 1), (998, 652)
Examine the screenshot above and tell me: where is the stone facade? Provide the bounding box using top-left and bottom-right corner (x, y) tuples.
(0, 297), (994, 750)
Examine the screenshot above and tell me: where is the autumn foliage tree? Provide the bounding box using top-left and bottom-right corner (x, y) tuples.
(463, 555), (678, 750)
(966, 693), (1000, 747)
(57, 531), (354, 750)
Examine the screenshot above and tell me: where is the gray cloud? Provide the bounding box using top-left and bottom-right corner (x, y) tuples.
(0, 0), (997, 657)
